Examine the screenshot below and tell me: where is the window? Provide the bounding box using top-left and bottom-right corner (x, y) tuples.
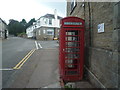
(45, 19), (48, 24)
(39, 30), (40, 35)
(37, 21), (40, 26)
(43, 30), (46, 34)
(48, 31), (53, 35)
(49, 19), (52, 25)
(47, 29), (54, 35)
(71, 0), (77, 14)
(1, 32), (2, 37)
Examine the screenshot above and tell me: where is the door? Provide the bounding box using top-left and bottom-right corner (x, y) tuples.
(63, 29), (82, 81)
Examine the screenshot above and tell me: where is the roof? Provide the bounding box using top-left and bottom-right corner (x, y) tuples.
(41, 14), (62, 19)
(0, 18), (7, 25)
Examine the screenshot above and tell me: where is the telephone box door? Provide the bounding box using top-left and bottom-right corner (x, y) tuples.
(59, 17), (85, 81)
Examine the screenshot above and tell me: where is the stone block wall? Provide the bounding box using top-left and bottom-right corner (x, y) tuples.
(113, 2), (120, 88)
(35, 27), (59, 40)
(0, 19), (8, 39)
(67, 1), (120, 88)
(36, 27), (53, 40)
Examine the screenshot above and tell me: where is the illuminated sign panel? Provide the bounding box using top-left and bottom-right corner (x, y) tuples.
(64, 22), (82, 25)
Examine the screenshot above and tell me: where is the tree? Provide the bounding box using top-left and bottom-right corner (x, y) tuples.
(8, 18), (36, 36)
(20, 19), (27, 32)
(26, 18), (36, 28)
(20, 19), (27, 26)
(8, 19), (25, 36)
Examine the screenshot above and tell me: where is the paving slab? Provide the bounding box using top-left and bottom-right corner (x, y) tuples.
(75, 81), (95, 88)
(26, 49), (59, 88)
(43, 82), (61, 88)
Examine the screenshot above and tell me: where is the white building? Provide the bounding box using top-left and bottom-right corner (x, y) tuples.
(0, 18), (8, 39)
(36, 10), (60, 28)
(34, 10), (62, 40)
(26, 10), (62, 40)
(26, 22), (37, 38)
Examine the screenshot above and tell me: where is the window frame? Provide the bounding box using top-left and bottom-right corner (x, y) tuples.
(49, 18), (52, 25)
(70, 0), (77, 15)
(47, 29), (54, 35)
(39, 30), (41, 35)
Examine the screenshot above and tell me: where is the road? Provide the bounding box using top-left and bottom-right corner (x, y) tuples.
(2, 37), (35, 88)
(2, 37), (60, 88)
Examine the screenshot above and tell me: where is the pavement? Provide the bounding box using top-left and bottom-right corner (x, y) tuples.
(43, 82), (61, 88)
(75, 81), (95, 88)
(10, 48), (61, 88)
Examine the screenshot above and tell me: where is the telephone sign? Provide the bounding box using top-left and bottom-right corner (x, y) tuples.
(64, 22), (82, 25)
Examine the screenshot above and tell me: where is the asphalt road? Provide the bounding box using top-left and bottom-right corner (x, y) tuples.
(2, 37), (36, 88)
(2, 37), (59, 88)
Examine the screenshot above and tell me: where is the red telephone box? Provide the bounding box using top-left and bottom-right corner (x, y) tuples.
(59, 17), (85, 81)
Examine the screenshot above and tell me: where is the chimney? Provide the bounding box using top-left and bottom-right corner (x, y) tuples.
(54, 9), (57, 20)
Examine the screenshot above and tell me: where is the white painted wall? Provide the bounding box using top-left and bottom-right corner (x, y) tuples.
(26, 13), (61, 38)
(26, 25), (35, 38)
(36, 16), (60, 28)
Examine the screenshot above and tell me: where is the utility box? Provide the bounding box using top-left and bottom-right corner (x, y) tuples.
(59, 17), (85, 81)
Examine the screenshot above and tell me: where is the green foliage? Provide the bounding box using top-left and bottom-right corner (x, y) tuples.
(64, 84), (72, 88)
(8, 19), (24, 36)
(20, 19), (27, 26)
(8, 18), (36, 36)
(64, 85), (79, 90)
(17, 32), (26, 37)
(26, 18), (36, 28)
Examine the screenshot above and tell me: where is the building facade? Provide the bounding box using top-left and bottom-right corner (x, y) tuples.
(34, 13), (62, 40)
(67, 1), (120, 88)
(0, 18), (8, 39)
(26, 23), (36, 38)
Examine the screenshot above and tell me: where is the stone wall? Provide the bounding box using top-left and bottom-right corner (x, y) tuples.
(113, 2), (120, 88)
(36, 27), (59, 40)
(0, 19), (8, 39)
(67, 1), (120, 88)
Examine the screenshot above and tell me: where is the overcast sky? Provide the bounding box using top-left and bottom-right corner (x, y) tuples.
(0, 0), (66, 24)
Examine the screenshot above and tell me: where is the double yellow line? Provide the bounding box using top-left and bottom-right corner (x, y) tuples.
(13, 49), (36, 69)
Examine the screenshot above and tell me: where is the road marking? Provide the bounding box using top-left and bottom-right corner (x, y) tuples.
(35, 41), (39, 50)
(0, 68), (13, 71)
(16, 49), (36, 69)
(13, 49), (36, 69)
(13, 49), (33, 69)
(38, 43), (42, 48)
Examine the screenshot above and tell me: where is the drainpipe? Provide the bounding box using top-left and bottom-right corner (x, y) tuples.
(88, 2), (92, 46)
(54, 9), (57, 39)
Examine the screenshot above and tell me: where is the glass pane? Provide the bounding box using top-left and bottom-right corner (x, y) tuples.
(66, 36), (80, 41)
(65, 71), (78, 75)
(66, 42), (80, 47)
(65, 53), (80, 58)
(66, 30), (79, 35)
(65, 59), (78, 64)
(65, 48), (80, 52)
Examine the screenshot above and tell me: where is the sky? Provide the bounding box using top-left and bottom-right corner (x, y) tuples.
(0, 0), (66, 24)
